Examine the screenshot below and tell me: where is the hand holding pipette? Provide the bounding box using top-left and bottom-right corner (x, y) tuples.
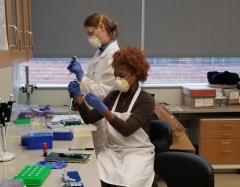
(67, 56), (84, 81)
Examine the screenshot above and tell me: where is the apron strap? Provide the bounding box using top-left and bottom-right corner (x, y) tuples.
(127, 87), (141, 113)
(111, 92), (121, 112)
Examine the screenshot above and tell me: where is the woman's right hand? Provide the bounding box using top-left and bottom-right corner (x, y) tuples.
(68, 81), (81, 97)
(67, 60), (84, 81)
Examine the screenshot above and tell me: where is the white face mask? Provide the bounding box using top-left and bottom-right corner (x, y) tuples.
(115, 77), (130, 93)
(115, 75), (136, 93)
(88, 36), (102, 48)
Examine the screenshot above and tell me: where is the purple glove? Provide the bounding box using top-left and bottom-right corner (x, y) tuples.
(85, 93), (108, 114)
(68, 81), (81, 98)
(67, 60), (84, 81)
(39, 105), (51, 111)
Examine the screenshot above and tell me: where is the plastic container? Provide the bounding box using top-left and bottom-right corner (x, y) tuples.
(27, 130), (53, 150)
(0, 179), (25, 187)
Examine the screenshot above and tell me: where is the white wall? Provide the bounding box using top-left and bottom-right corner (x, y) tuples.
(0, 64), (20, 103)
(0, 66), (13, 101)
(18, 87), (183, 106)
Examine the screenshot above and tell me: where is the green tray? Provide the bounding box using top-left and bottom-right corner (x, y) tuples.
(13, 165), (51, 186)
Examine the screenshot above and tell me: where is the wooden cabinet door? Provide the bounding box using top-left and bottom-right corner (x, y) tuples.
(200, 139), (240, 164)
(0, 0), (14, 69)
(17, 0), (27, 62)
(23, 0), (32, 61)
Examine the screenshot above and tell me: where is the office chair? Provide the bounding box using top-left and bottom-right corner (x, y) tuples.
(149, 119), (172, 154)
(149, 119), (173, 187)
(154, 152), (214, 187)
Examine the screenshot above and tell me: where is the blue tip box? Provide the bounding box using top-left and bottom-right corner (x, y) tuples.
(52, 128), (73, 141)
(27, 130), (53, 150)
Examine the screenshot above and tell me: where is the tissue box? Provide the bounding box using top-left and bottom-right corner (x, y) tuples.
(32, 108), (54, 119)
(17, 111), (32, 119)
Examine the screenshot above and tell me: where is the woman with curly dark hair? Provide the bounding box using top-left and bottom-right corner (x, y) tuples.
(68, 45), (155, 187)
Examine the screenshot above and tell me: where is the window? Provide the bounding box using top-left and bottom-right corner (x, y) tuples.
(20, 57), (240, 85)
(21, 1), (240, 85)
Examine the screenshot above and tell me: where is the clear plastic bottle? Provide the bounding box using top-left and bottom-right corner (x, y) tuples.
(43, 142), (47, 157)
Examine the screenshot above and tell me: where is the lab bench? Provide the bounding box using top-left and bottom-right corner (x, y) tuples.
(0, 116), (101, 187)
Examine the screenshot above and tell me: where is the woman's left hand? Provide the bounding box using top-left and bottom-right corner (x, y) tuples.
(85, 93), (108, 114)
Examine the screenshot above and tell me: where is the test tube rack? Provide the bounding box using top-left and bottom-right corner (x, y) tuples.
(62, 170), (84, 187)
(14, 165), (51, 186)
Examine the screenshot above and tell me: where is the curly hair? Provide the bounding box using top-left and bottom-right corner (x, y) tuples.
(112, 45), (150, 82)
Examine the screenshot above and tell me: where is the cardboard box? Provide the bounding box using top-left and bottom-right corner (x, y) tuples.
(223, 89), (240, 105)
(154, 105), (195, 153)
(182, 94), (215, 109)
(170, 133), (196, 153)
(182, 86), (216, 97)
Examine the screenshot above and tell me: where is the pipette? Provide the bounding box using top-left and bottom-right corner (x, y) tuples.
(69, 98), (73, 119)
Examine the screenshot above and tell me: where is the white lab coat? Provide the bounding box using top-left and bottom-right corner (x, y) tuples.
(98, 87), (155, 187)
(80, 40), (119, 155)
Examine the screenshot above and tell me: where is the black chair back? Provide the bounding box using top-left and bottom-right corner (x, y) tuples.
(149, 120), (172, 155)
(154, 152), (214, 187)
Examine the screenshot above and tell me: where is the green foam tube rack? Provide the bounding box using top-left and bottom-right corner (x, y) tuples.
(13, 119), (31, 124)
(13, 165), (51, 186)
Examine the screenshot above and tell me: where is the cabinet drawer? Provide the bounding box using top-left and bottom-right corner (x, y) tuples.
(201, 130), (240, 139)
(200, 139), (240, 164)
(201, 121), (240, 130)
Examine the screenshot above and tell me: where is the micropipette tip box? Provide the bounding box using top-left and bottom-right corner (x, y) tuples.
(52, 128), (73, 141)
(27, 130), (53, 150)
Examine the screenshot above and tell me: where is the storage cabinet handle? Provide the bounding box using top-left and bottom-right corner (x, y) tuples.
(8, 25), (18, 47)
(223, 125), (233, 127)
(221, 151), (231, 153)
(29, 31), (33, 50)
(222, 134), (232, 136)
(25, 31), (30, 47)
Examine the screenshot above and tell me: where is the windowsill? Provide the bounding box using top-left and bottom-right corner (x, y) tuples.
(20, 83), (236, 90)
(19, 83), (236, 90)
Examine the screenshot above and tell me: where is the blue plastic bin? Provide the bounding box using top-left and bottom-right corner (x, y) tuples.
(27, 130), (53, 150)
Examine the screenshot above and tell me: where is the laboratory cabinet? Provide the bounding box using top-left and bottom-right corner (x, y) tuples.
(0, 0), (33, 69)
(188, 114), (240, 168)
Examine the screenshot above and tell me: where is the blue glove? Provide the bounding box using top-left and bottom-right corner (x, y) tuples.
(67, 59), (84, 81)
(68, 81), (81, 98)
(36, 160), (68, 169)
(85, 93), (108, 114)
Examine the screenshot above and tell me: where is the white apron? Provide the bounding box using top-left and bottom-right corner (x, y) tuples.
(81, 41), (119, 156)
(97, 87), (155, 187)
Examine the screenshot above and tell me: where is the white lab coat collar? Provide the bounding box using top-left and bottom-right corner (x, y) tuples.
(91, 40), (118, 64)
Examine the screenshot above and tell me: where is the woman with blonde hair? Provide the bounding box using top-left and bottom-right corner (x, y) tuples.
(67, 13), (120, 155)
